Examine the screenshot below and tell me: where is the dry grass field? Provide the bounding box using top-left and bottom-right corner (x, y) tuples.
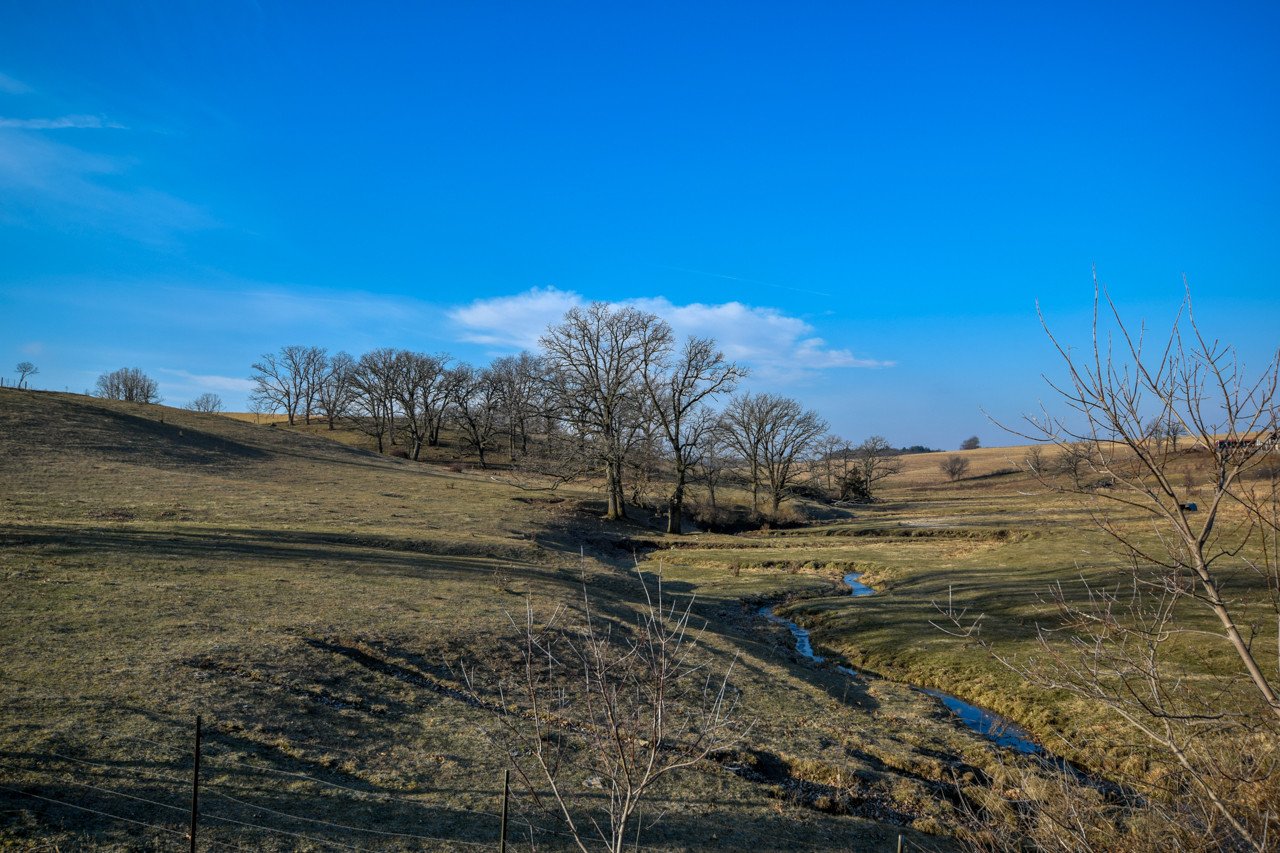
(3, 388), (1272, 850)
(1, 389), (1019, 852)
(652, 442), (1279, 780)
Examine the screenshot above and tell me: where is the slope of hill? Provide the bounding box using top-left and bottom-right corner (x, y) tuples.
(3, 389), (1044, 851)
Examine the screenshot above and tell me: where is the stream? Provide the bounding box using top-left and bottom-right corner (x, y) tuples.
(760, 572), (1044, 757)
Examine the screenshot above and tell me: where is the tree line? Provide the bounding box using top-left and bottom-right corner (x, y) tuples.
(247, 303), (914, 533)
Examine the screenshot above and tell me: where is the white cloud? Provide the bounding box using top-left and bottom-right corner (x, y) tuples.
(448, 286), (582, 349)
(0, 115), (125, 130)
(156, 368), (256, 394)
(447, 287), (892, 379)
(0, 72), (31, 95)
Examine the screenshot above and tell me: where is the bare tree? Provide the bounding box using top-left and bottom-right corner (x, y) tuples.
(812, 434), (854, 496)
(492, 575), (747, 853)
(1051, 441), (1095, 488)
(693, 415), (731, 516)
(1022, 444), (1046, 475)
(316, 351), (357, 430)
(960, 435), (981, 450)
(95, 367), (161, 403)
(449, 364), (503, 468)
(540, 304), (673, 520)
(250, 345), (326, 426)
(390, 351), (446, 460)
(642, 336), (745, 534)
(939, 284), (1280, 851)
(939, 454), (970, 481)
(248, 394), (274, 424)
(840, 435), (904, 501)
(491, 352), (544, 461)
(426, 357), (463, 449)
(298, 346), (328, 425)
(721, 393), (769, 515)
(349, 348), (399, 453)
(184, 392), (223, 413)
(15, 361), (37, 389)
(723, 393), (826, 518)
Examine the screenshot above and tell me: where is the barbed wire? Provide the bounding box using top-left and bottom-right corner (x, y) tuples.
(0, 781), (186, 839)
(18, 750), (497, 849)
(201, 787), (494, 848)
(198, 809), (373, 852)
(11, 743), (794, 853)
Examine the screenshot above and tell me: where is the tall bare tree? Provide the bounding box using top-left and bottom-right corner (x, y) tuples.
(723, 393), (826, 518)
(540, 304), (673, 520)
(693, 416), (732, 516)
(642, 336), (745, 533)
(316, 351), (357, 430)
(940, 284), (1280, 850)
(389, 351), (446, 460)
(841, 435), (904, 501)
(250, 345), (326, 426)
(349, 348), (399, 453)
(721, 393), (769, 514)
(426, 358), (463, 448)
(490, 352), (544, 461)
(449, 364), (503, 468)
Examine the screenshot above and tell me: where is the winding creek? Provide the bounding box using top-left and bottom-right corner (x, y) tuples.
(760, 572), (1045, 757)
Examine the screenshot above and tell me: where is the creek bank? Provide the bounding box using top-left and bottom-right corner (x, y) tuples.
(760, 572), (1044, 757)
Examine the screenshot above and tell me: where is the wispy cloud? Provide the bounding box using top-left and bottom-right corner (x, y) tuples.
(0, 128), (211, 243)
(448, 287), (892, 379)
(0, 72), (32, 95)
(0, 114), (125, 130)
(236, 288), (433, 330)
(156, 368), (256, 394)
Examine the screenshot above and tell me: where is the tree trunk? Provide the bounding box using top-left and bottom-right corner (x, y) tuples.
(666, 473), (685, 535)
(605, 461), (626, 520)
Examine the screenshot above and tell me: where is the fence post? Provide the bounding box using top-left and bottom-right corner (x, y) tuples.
(189, 715), (202, 853)
(499, 768), (509, 853)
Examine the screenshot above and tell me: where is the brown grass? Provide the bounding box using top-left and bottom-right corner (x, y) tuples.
(0, 389), (1000, 851)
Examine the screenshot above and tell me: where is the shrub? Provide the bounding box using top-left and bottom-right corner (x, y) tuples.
(940, 455), (970, 481)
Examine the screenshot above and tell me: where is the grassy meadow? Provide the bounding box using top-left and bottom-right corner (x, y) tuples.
(2, 388), (1272, 849)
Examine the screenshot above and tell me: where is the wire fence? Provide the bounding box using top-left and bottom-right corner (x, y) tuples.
(0, 723), (945, 852)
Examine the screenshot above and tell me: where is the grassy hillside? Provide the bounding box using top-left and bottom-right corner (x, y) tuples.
(648, 440), (1279, 781)
(4, 389), (1044, 851)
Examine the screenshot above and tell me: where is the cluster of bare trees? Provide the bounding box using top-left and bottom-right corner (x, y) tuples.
(94, 367), (161, 404)
(252, 303), (904, 532)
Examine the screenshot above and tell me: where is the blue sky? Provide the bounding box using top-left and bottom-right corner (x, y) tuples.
(2, 2), (1277, 447)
